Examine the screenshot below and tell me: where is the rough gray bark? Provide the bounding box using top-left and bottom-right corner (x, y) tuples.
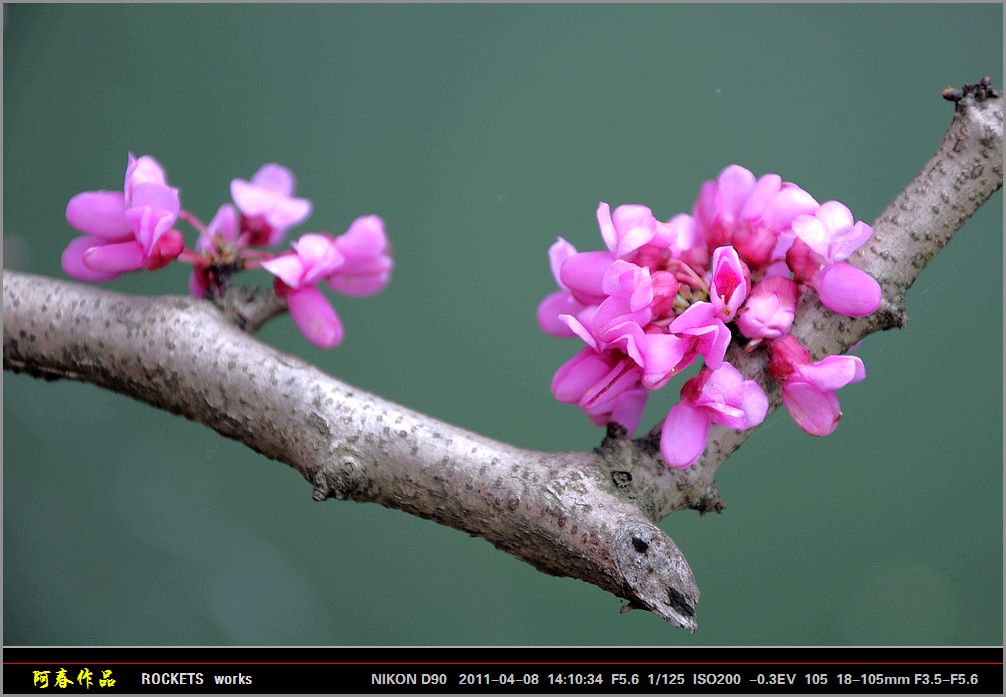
(3, 82), (1001, 630)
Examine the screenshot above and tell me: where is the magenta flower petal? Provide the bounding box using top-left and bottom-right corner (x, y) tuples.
(537, 291), (581, 337)
(791, 214), (831, 258)
(781, 379), (842, 436)
(608, 388), (648, 436)
(739, 380), (770, 428)
(709, 245), (750, 321)
(285, 285), (344, 348)
(124, 153), (168, 202)
(737, 276), (798, 340)
(266, 196), (313, 231)
(230, 178), (275, 216)
(559, 312), (599, 351)
(551, 349), (614, 404)
(548, 237), (577, 288)
(328, 260), (393, 296)
(125, 204), (178, 254)
(660, 402), (710, 468)
(82, 240), (146, 274)
(559, 250), (613, 305)
(61, 236), (121, 282)
(740, 174), (782, 222)
(798, 355), (866, 391)
(637, 332), (692, 390)
(261, 253), (306, 289)
(611, 204), (657, 258)
(816, 262), (882, 317)
(65, 191), (131, 239)
(829, 221), (874, 262)
(815, 201), (854, 236)
(336, 216), (387, 261)
(761, 185), (819, 231)
(197, 204), (240, 253)
(293, 233), (343, 285)
(596, 202), (618, 255)
(716, 165), (757, 223)
(251, 163), (296, 196)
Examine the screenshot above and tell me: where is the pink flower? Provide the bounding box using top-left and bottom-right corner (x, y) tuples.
(788, 201), (882, 317)
(607, 301), (731, 391)
(231, 164), (312, 246)
(693, 165), (818, 270)
(551, 348), (647, 434)
(660, 362), (768, 468)
(261, 233), (346, 348)
(62, 153), (182, 281)
(768, 334), (866, 436)
(709, 245), (750, 321)
(737, 275), (799, 340)
(188, 204), (240, 298)
(327, 215), (394, 297)
(596, 202), (674, 260)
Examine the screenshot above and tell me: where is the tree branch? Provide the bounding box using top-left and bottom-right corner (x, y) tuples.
(3, 81), (1000, 629)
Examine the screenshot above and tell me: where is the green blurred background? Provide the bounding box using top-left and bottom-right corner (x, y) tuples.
(4, 4), (1001, 646)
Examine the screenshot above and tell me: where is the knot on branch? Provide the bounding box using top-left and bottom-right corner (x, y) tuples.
(942, 76), (1001, 110)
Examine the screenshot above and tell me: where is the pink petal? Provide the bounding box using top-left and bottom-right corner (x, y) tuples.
(537, 291), (581, 337)
(328, 266), (392, 297)
(815, 262), (882, 317)
(739, 380), (769, 428)
(124, 153), (168, 201)
(65, 191), (131, 239)
(293, 233), (343, 284)
(82, 240), (146, 274)
(61, 236), (121, 282)
(286, 285), (344, 348)
(611, 204), (657, 258)
(559, 251), (613, 306)
(209, 203), (239, 241)
(791, 214), (831, 258)
(740, 174), (782, 222)
(251, 163), (296, 196)
(709, 245), (749, 321)
(816, 201), (854, 236)
(798, 355), (866, 391)
(609, 388), (647, 436)
(580, 358), (642, 412)
(337, 215), (387, 258)
(596, 202), (617, 255)
(551, 349), (613, 404)
(265, 196), (312, 233)
(760, 185), (818, 231)
(716, 165), (757, 222)
(782, 379), (842, 436)
(261, 253), (307, 289)
(125, 205), (177, 254)
(829, 221), (874, 262)
(548, 237), (577, 289)
(230, 179), (276, 216)
(637, 332), (692, 390)
(144, 229), (184, 270)
(660, 402), (710, 468)
(559, 312), (599, 351)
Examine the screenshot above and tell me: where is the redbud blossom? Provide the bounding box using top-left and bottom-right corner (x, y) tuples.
(768, 334), (866, 436)
(660, 363), (768, 468)
(262, 234), (346, 348)
(62, 153), (182, 281)
(789, 201), (882, 317)
(231, 163), (312, 246)
(737, 275), (798, 340)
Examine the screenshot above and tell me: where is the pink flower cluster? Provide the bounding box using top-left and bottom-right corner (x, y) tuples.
(62, 155), (392, 348)
(538, 165), (880, 468)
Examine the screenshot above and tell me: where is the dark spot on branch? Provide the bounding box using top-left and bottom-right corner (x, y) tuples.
(631, 536), (649, 553)
(611, 470), (633, 489)
(666, 586), (696, 618)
